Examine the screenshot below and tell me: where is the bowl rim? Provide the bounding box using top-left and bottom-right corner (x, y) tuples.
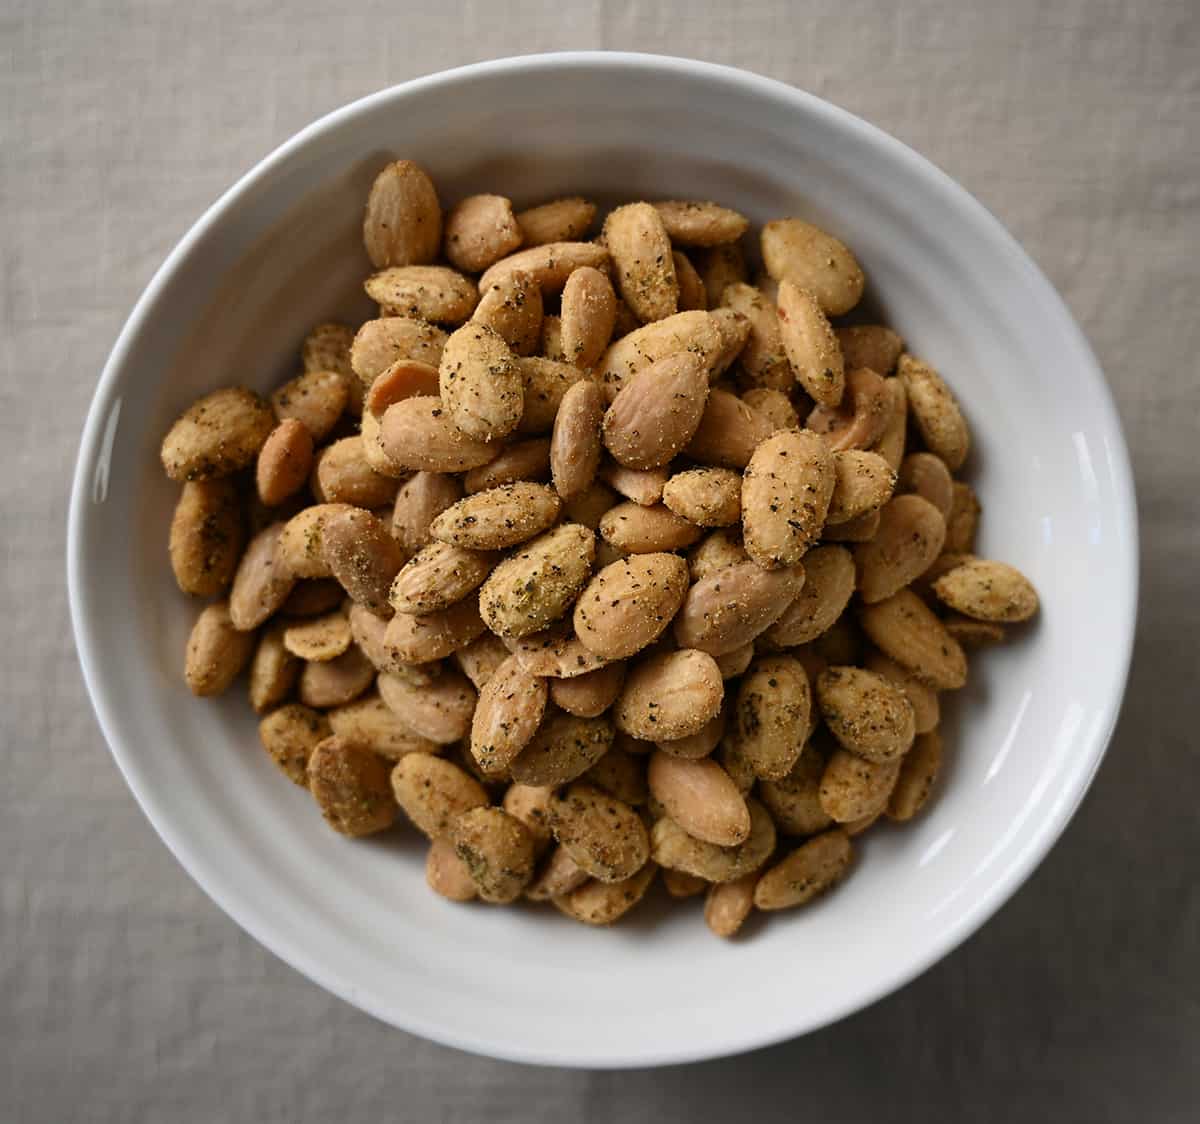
(67, 50), (1138, 1068)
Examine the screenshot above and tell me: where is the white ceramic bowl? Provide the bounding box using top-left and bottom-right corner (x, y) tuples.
(68, 53), (1136, 1068)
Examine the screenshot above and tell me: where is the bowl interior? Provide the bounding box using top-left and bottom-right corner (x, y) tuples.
(69, 54), (1135, 1067)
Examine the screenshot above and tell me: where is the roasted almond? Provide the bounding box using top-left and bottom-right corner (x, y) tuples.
(430, 481), (561, 550)
(161, 387), (274, 482)
(169, 479), (243, 596)
(854, 494), (946, 604)
(548, 783), (650, 882)
(442, 193), (522, 273)
(776, 279), (844, 407)
(762, 545), (856, 648)
(652, 200), (749, 246)
(733, 656), (812, 779)
(615, 649), (724, 741)
(602, 352), (709, 470)
(816, 666), (915, 763)
(363, 159), (441, 268)
(720, 282), (791, 392)
(826, 449), (897, 524)
(662, 468), (742, 528)
(390, 753), (488, 840)
(753, 828), (852, 910)
(603, 202), (679, 323)
(559, 266), (618, 369)
(468, 654), (548, 774)
(366, 265), (478, 325)
(383, 596), (485, 664)
(389, 541), (495, 615)
(807, 367), (893, 451)
(509, 711), (614, 786)
(684, 388), (774, 469)
(258, 703), (330, 784)
(932, 558), (1039, 622)
(573, 552), (689, 661)
(471, 268), (543, 357)
(230, 522), (296, 629)
(673, 559), (806, 655)
(742, 429), (835, 568)
(478, 241), (610, 295)
(378, 667), (477, 744)
(761, 218), (864, 316)
(437, 322), (524, 442)
(550, 379), (605, 500)
(379, 396), (499, 472)
(184, 600), (255, 696)
(648, 752), (750, 846)
(391, 470), (463, 556)
(307, 736), (397, 836)
(351, 317), (448, 387)
(598, 501), (702, 554)
(463, 437), (551, 494)
(898, 354), (970, 471)
(514, 197), (597, 246)
(597, 310), (722, 401)
(650, 797), (775, 883)
(320, 506), (405, 616)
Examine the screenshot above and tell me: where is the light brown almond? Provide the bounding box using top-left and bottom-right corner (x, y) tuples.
(758, 749), (833, 836)
(944, 481), (981, 554)
(451, 808), (535, 903)
(694, 242), (747, 307)
(887, 729), (942, 822)
(603, 202), (678, 323)
(807, 367), (893, 451)
(688, 527), (748, 581)
(509, 712), (614, 786)
(661, 468), (742, 527)
(573, 553), (689, 661)
(550, 379), (605, 500)
(301, 322), (355, 377)
(471, 269), (543, 357)
(673, 559), (806, 655)
(478, 242), (610, 295)
(550, 663), (626, 719)
(672, 251), (707, 311)
(709, 307), (752, 377)
(430, 482), (560, 550)
(602, 352), (709, 470)
(351, 317), (448, 391)
(598, 501), (702, 554)
(652, 200), (749, 246)
(389, 541), (495, 615)
(597, 310), (723, 401)
(615, 650), (724, 741)
(437, 322), (524, 442)
(741, 387), (799, 433)
(762, 545), (856, 648)
(514, 357), (587, 435)
(378, 667), (476, 744)
(720, 282), (791, 391)
(271, 369), (349, 441)
(598, 462), (668, 506)
(463, 437), (550, 494)
(827, 449), (897, 524)
(897, 451), (954, 518)
(184, 600), (255, 696)
(553, 863), (657, 925)
(650, 797), (775, 882)
(258, 703), (329, 784)
(776, 279), (844, 407)
(510, 626), (612, 679)
(468, 654), (547, 774)
(307, 736), (396, 836)
(378, 396), (499, 472)
(872, 377), (908, 472)
(559, 266), (617, 368)
(363, 160), (440, 268)
(320, 506), (405, 616)
(514, 197), (597, 246)
(648, 752), (750, 846)
(836, 325), (903, 375)
(161, 387), (274, 482)
(255, 420), (312, 507)
(704, 871), (758, 938)
(442, 193), (521, 273)
(816, 665), (916, 762)
(734, 656), (812, 780)
(311, 436), (399, 508)
(932, 558), (1039, 622)
(391, 470), (463, 556)
(383, 596), (485, 664)
(230, 523), (296, 629)
(390, 753), (488, 840)
(855, 494), (946, 603)
(684, 388), (775, 469)
(761, 219), (864, 316)
(657, 705), (726, 759)
(502, 783), (557, 852)
(328, 691), (441, 760)
(898, 354), (970, 471)
(819, 750), (900, 822)
(824, 508), (881, 543)
(453, 632), (512, 689)
(366, 265), (477, 325)
(742, 429), (835, 568)
(548, 783), (649, 882)
(169, 479), (243, 596)
(753, 828), (851, 909)
(282, 612), (351, 662)
(864, 650), (940, 735)
(249, 622), (301, 714)
(297, 646), (374, 708)
(426, 837), (477, 902)
(525, 846), (590, 901)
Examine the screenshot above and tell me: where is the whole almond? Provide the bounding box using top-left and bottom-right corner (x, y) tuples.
(598, 462), (667, 506)
(753, 828), (852, 910)
(826, 449), (897, 524)
(363, 160), (441, 268)
(688, 528), (748, 581)
(603, 202), (679, 323)
(379, 396), (499, 472)
(378, 667), (477, 744)
(932, 558), (1039, 622)
(443, 193), (522, 272)
(169, 479), (243, 596)
(898, 354), (970, 471)
(602, 352), (709, 470)
(887, 729), (943, 821)
(704, 871), (759, 938)
(271, 369), (349, 441)
(509, 712), (614, 787)
(598, 501), (702, 554)
(560, 266), (618, 368)
(720, 282), (791, 391)
(816, 666), (915, 762)
(328, 691), (442, 760)
(819, 750), (900, 822)
(550, 663), (627, 719)
(650, 797), (775, 883)
(366, 265), (478, 325)
(807, 367), (893, 451)
(301, 321), (355, 377)
(502, 783), (556, 852)
(758, 750), (833, 836)
(776, 279), (844, 407)
(662, 468), (742, 527)
(762, 545), (856, 648)
(580, 743), (647, 805)
(255, 419), (313, 507)
(540, 314), (565, 360)
(664, 869), (708, 898)
(709, 307), (752, 376)
(320, 506), (405, 615)
(515, 197), (597, 246)
(230, 523), (296, 629)
(477, 242), (610, 295)
(469, 654), (548, 774)
(161, 387), (275, 482)
(472, 269), (543, 357)
(430, 481), (561, 550)
(549, 783), (649, 882)
(836, 324), (903, 374)
(307, 736), (397, 836)
(597, 310), (722, 401)
(573, 553), (689, 660)
(312, 436), (400, 508)
(864, 650), (940, 735)
(510, 627), (612, 679)
(872, 377), (908, 472)
(651, 200), (749, 246)
(742, 429), (835, 568)
(615, 649), (724, 741)
(452, 807), (536, 904)
(184, 600), (255, 696)
(297, 646), (374, 709)
(463, 437), (551, 494)
(553, 863), (657, 926)
(479, 523), (595, 639)
(525, 846), (590, 901)
(945, 481), (981, 554)
(383, 596), (485, 664)
(734, 656), (812, 779)
(437, 322), (524, 442)
(350, 317), (448, 387)
(550, 379), (606, 499)
(684, 388), (774, 469)
(258, 703), (330, 784)
(824, 508), (881, 543)
(761, 219), (864, 316)
(389, 541), (495, 615)
(648, 751), (750, 846)
(426, 838), (477, 902)
(391, 471), (463, 556)
(390, 753), (488, 840)
(855, 494), (947, 603)
(249, 623), (301, 714)
(673, 559), (806, 655)
(896, 451), (954, 518)
(514, 357), (587, 435)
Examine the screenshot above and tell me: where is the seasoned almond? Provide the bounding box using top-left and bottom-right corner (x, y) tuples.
(258, 703), (330, 784)
(550, 379), (605, 500)
(657, 706), (727, 759)
(363, 159), (440, 268)
(688, 527), (748, 581)
(673, 251), (707, 311)
(463, 437), (550, 494)
(553, 862), (657, 925)
(479, 523), (595, 639)
(602, 352), (709, 470)
(709, 307), (752, 377)
(509, 712), (614, 786)
(510, 626), (612, 679)
(478, 241), (610, 295)
(807, 367), (893, 451)
(685, 389), (774, 469)
(307, 736), (396, 836)
(468, 654), (547, 774)
(573, 553), (689, 660)
(161, 387), (274, 482)
(311, 436), (399, 508)
(514, 197), (597, 246)
(694, 242), (747, 307)
(762, 545), (856, 648)
(366, 265), (478, 325)
(184, 600), (255, 696)
(597, 310), (722, 401)
(944, 614), (1006, 647)
(652, 200), (749, 246)
(452, 807), (536, 903)
(442, 193), (522, 273)
(898, 354), (970, 471)
(580, 742), (647, 804)
(598, 462), (668, 506)
(549, 783), (649, 882)
(426, 838), (477, 902)
(436, 322), (524, 442)
(704, 871), (758, 938)
(872, 377), (908, 472)
(378, 667), (476, 744)
(514, 357), (587, 435)
(741, 387), (799, 432)
(560, 265), (618, 369)
(648, 751), (750, 846)
(864, 650), (940, 734)
(472, 269), (543, 357)
(944, 481), (981, 554)
(169, 478), (243, 596)
(383, 596), (485, 664)
(932, 558), (1039, 622)
(734, 656), (812, 779)
(753, 828), (852, 909)
(391, 753), (488, 840)
(540, 313), (565, 360)
(819, 750), (900, 822)
(283, 612), (351, 661)
(650, 798), (775, 883)
(320, 506), (405, 615)
(816, 666), (915, 762)
(836, 325), (903, 374)
(826, 449), (896, 524)
(855, 494), (946, 603)
(271, 369), (348, 441)
(887, 729), (942, 821)
(389, 541), (495, 615)
(776, 279), (844, 407)
(249, 622), (301, 714)
(297, 646), (374, 708)
(502, 783), (556, 852)
(824, 508), (881, 543)
(351, 317), (448, 389)
(715, 643), (755, 680)
(720, 282), (791, 391)
(598, 501), (702, 554)
(896, 452), (953, 518)
(615, 650), (724, 741)
(230, 523), (296, 629)
(673, 560), (806, 655)
(603, 202), (678, 323)
(453, 631), (512, 689)
(379, 396), (499, 472)
(664, 869), (708, 898)
(761, 219), (864, 316)
(301, 321), (355, 377)
(525, 846), (590, 901)
(662, 468), (742, 527)
(328, 691), (441, 760)
(758, 749), (833, 836)
(430, 481), (561, 550)
(742, 429), (835, 568)
(550, 663), (626, 719)
(391, 471), (463, 556)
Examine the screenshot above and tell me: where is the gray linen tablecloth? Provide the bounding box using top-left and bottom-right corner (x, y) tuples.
(3, 1), (1198, 1119)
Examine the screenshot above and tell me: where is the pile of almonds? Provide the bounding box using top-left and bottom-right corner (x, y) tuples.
(162, 159), (1039, 937)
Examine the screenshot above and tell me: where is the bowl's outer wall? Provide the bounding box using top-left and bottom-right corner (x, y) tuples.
(69, 53), (1136, 1068)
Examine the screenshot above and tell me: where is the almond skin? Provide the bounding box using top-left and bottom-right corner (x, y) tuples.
(573, 553), (690, 660)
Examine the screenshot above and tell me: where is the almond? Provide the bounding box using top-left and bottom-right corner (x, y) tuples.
(615, 649), (724, 741)
(855, 494), (947, 603)
(932, 558), (1039, 622)
(363, 160), (441, 268)
(307, 736), (397, 836)
(573, 553), (689, 660)
(379, 396), (499, 472)
(471, 269), (543, 357)
(673, 559), (806, 655)
(602, 351), (709, 469)
(468, 654), (548, 774)
(742, 429), (835, 568)
(761, 218), (864, 316)
(603, 202), (679, 323)
(733, 655), (812, 779)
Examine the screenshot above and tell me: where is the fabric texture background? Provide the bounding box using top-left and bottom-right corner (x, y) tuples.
(3, 1), (1197, 1120)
